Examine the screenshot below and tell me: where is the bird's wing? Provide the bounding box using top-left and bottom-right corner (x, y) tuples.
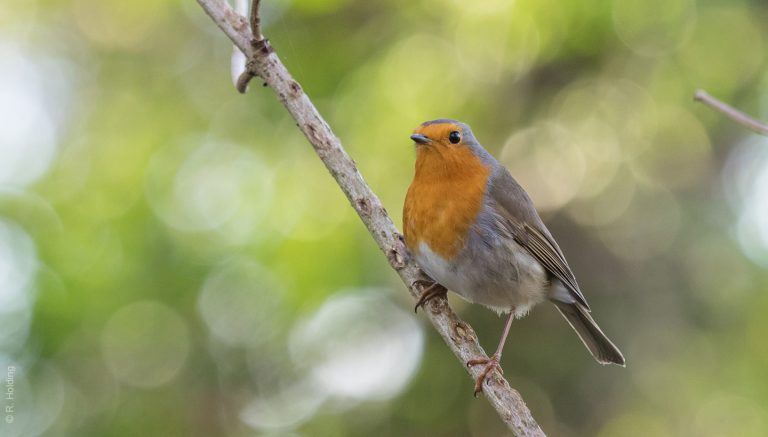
(488, 166), (591, 310)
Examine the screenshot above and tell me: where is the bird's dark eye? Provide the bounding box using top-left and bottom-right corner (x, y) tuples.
(448, 131), (461, 144)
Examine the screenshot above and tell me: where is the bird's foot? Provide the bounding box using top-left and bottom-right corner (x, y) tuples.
(467, 353), (502, 396)
(412, 280), (448, 313)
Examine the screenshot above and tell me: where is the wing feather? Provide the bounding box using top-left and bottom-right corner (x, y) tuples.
(488, 167), (591, 310)
(516, 223), (589, 309)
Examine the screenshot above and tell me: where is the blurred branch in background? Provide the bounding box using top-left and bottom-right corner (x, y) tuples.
(195, 0), (544, 434)
(694, 89), (768, 136)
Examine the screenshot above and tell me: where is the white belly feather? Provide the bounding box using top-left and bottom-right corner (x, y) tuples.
(416, 240), (549, 318)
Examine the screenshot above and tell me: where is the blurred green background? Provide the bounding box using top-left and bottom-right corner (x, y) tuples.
(2, 0), (768, 435)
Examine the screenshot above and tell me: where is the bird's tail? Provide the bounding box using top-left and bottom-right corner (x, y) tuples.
(552, 301), (625, 366)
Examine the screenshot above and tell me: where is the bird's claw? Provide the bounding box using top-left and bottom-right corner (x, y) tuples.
(467, 354), (502, 397)
(412, 281), (448, 313)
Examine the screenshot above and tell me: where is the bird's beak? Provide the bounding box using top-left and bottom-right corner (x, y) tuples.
(410, 134), (432, 145)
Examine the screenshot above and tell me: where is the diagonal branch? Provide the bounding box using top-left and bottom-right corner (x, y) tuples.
(694, 89), (768, 136)
(195, 1), (545, 435)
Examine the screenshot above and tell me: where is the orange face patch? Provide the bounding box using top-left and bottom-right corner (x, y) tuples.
(403, 126), (490, 260)
(413, 122), (462, 145)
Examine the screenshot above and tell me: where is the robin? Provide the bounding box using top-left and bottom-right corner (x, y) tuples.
(403, 119), (625, 395)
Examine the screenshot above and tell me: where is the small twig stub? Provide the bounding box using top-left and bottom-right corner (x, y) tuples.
(249, 0), (263, 40)
(235, 0), (272, 93)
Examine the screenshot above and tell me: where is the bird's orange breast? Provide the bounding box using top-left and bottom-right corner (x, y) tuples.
(403, 146), (491, 260)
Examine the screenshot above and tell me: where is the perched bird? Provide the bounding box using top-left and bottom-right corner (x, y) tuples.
(403, 119), (625, 394)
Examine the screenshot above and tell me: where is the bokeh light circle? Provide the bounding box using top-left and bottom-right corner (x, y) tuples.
(289, 289), (424, 401)
(198, 257), (283, 347)
(146, 137), (274, 242)
(100, 300), (190, 388)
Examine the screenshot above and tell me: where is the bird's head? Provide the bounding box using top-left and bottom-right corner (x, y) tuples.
(409, 119), (492, 181)
(410, 119), (476, 150)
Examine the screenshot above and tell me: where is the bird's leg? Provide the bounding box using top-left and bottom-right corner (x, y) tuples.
(467, 309), (515, 396)
(412, 280), (448, 313)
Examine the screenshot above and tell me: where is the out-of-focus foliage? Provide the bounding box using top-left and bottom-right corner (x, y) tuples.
(1, 0), (768, 435)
